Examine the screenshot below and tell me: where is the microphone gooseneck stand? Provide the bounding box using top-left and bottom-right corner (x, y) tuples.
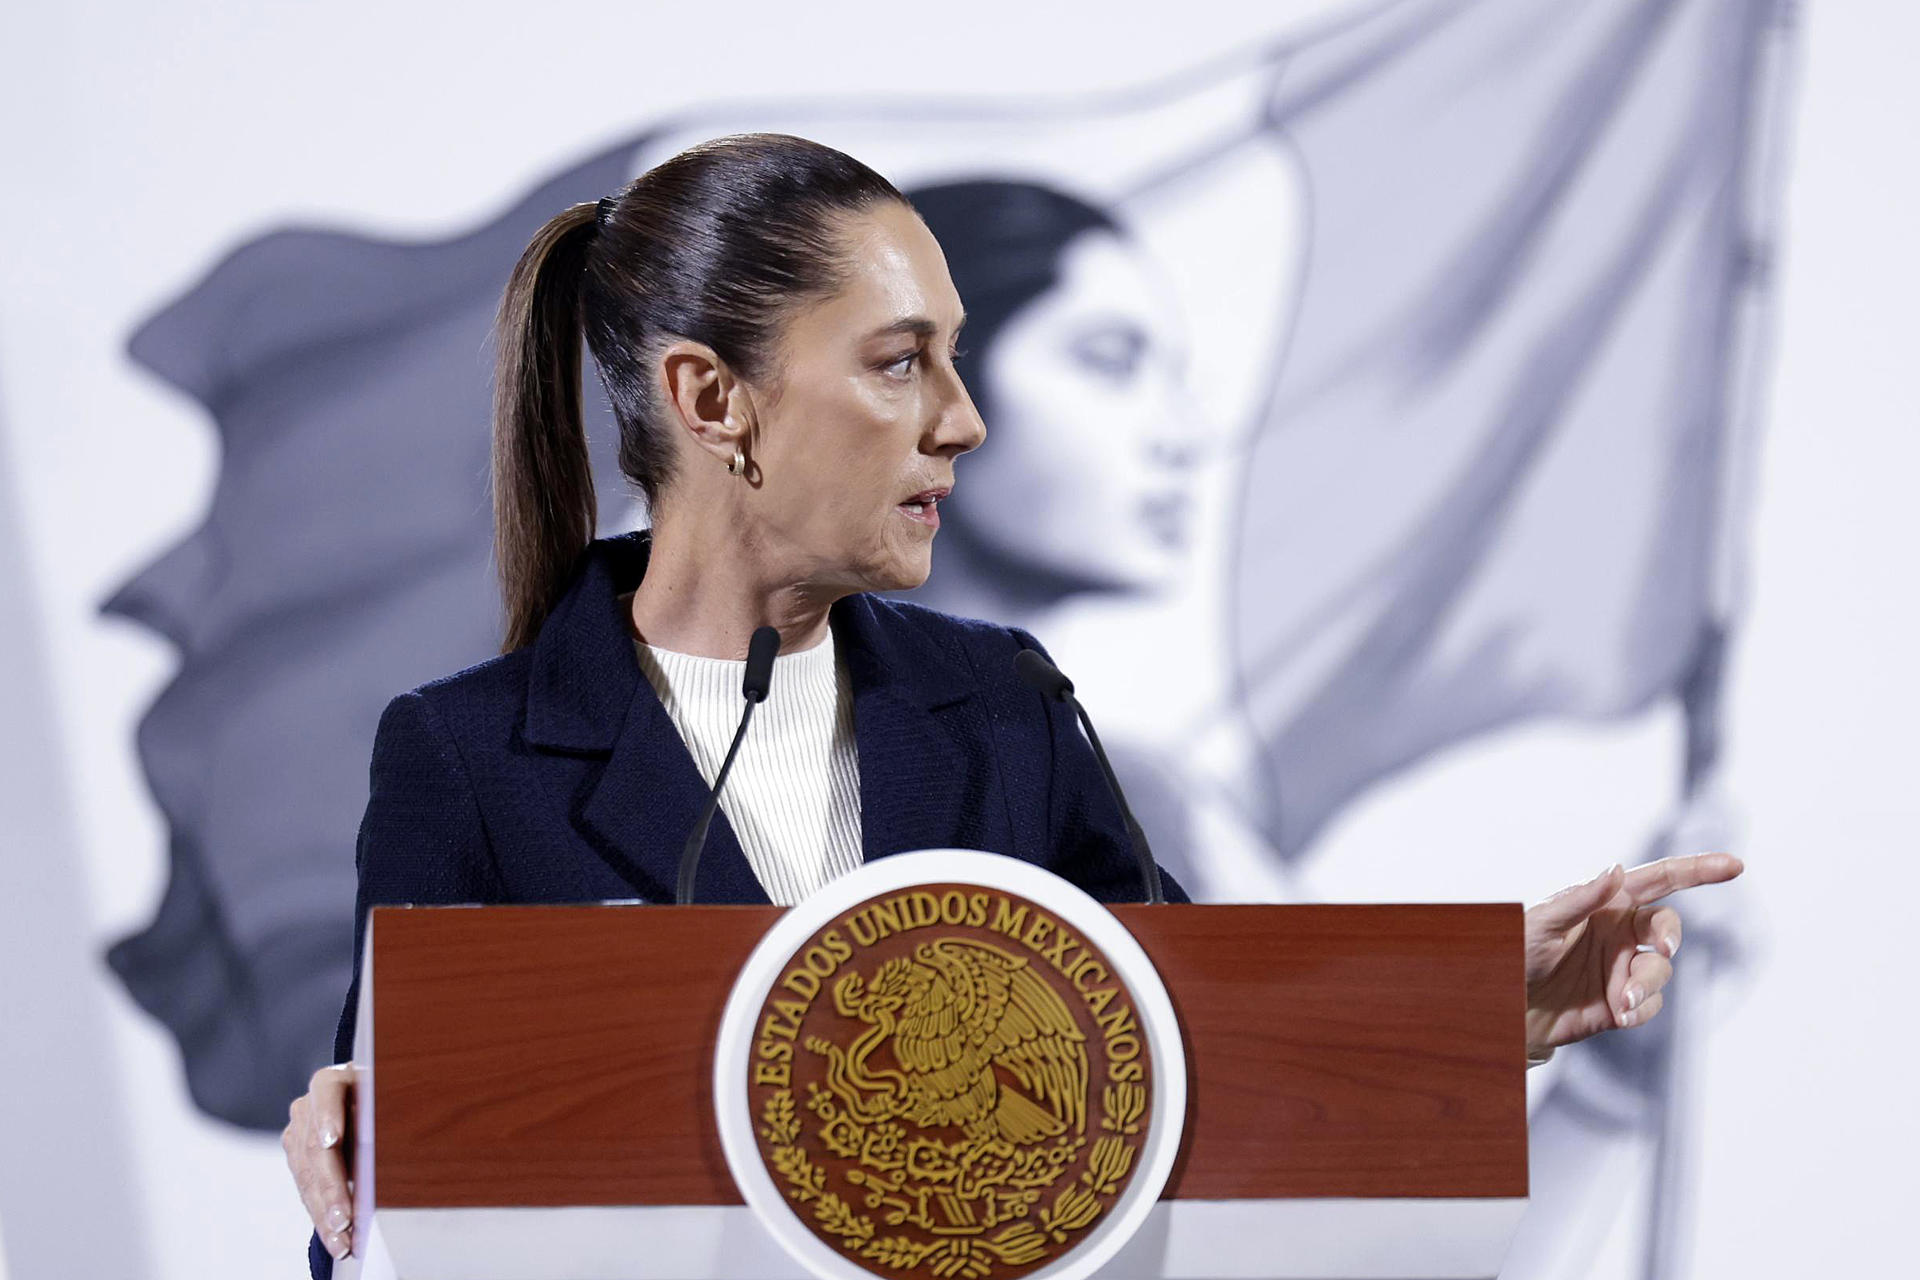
(675, 625), (782, 905)
(1013, 647), (1166, 905)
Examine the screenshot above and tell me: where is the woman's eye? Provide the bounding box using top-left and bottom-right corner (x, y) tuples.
(885, 344), (965, 377)
(1073, 328), (1145, 380)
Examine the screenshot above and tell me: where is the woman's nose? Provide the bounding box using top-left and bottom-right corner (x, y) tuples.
(1146, 424), (1202, 470)
(955, 404), (987, 453)
(933, 386), (987, 455)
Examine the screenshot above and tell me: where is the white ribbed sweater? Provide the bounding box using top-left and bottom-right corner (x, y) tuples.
(624, 604), (864, 905)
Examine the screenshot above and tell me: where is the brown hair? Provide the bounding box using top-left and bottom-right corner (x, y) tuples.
(489, 132), (909, 652)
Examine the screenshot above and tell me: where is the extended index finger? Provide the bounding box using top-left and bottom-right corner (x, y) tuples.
(1624, 851), (1745, 906)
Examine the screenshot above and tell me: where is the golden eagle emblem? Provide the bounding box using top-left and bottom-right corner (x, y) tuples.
(750, 901), (1152, 1280)
(812, 938), (1089, 1147)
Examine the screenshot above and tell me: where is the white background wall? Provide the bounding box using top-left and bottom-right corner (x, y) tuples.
(0, 1), (1911, 1276)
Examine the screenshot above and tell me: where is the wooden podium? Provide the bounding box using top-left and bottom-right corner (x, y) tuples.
(340, 899), (1528, 1280)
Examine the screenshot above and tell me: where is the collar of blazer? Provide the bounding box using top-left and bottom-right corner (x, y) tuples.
(520, 529), (985, 903)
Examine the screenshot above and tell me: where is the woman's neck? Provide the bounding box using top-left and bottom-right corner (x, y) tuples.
(627, 522), (839, 659)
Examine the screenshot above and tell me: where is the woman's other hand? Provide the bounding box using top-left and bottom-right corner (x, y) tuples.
(283, 1063), (355, 1259)
(1522, 852), (1746, 1063)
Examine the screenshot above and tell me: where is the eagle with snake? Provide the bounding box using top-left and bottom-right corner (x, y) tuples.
(812, 938), (1090, 1147)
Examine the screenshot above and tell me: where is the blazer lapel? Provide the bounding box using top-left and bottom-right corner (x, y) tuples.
(577, 678), (768, 905)
(832, 595), (980, 865)
(523, 530), (767, 905)
(527, 533), (986, 902)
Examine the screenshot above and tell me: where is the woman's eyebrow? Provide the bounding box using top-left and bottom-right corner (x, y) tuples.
(863, 311), (968, 342)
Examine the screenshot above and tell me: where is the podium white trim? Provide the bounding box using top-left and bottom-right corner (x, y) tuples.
(344, 1197), (1527, 1280)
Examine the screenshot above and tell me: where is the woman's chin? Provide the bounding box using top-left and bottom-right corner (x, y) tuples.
(893, 558), (935, 592)
(1014, 536), (1184, 597)
(1084, 527), (1190, 593)
(864, 544), (934, 594)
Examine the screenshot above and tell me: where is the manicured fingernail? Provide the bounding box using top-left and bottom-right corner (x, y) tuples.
(1620, 1006), (1638, 1026)
(328, 1233), (348, 1259)
(326, 1203), (349, 1232)
(1624, 986), (1641, 1010)
(319, 1125), (338, 1147)
(1664, 935), (1679, 958)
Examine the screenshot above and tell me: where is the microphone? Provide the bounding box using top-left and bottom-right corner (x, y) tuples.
(676, 625), (781, 904)
(1013, 648), (1166, 905)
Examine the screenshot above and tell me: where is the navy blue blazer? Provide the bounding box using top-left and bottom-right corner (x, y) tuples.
(309, 529), (1186, 1277)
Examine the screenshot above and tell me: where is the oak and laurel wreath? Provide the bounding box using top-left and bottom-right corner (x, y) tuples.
(757, 1080), (1148, 1278)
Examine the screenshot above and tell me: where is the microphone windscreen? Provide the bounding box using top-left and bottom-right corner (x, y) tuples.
(1013, 647), (1074, 701)
(743, 625), (781, 702)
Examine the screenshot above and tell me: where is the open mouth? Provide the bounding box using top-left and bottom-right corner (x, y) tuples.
(897, 485), (950, 529)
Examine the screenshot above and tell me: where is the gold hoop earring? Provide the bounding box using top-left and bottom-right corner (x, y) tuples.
(727, 447), (746, 477)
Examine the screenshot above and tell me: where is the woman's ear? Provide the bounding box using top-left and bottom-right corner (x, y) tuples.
(659, 338), (752, 470)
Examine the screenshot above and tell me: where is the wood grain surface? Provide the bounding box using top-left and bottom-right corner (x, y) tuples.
(366, 901), (1527, 1208)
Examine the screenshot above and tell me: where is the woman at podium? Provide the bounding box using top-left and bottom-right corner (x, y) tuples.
(283, 132), (1741, 1273)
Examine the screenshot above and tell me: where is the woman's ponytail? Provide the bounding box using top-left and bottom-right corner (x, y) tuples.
(490, 201), (600, 653)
